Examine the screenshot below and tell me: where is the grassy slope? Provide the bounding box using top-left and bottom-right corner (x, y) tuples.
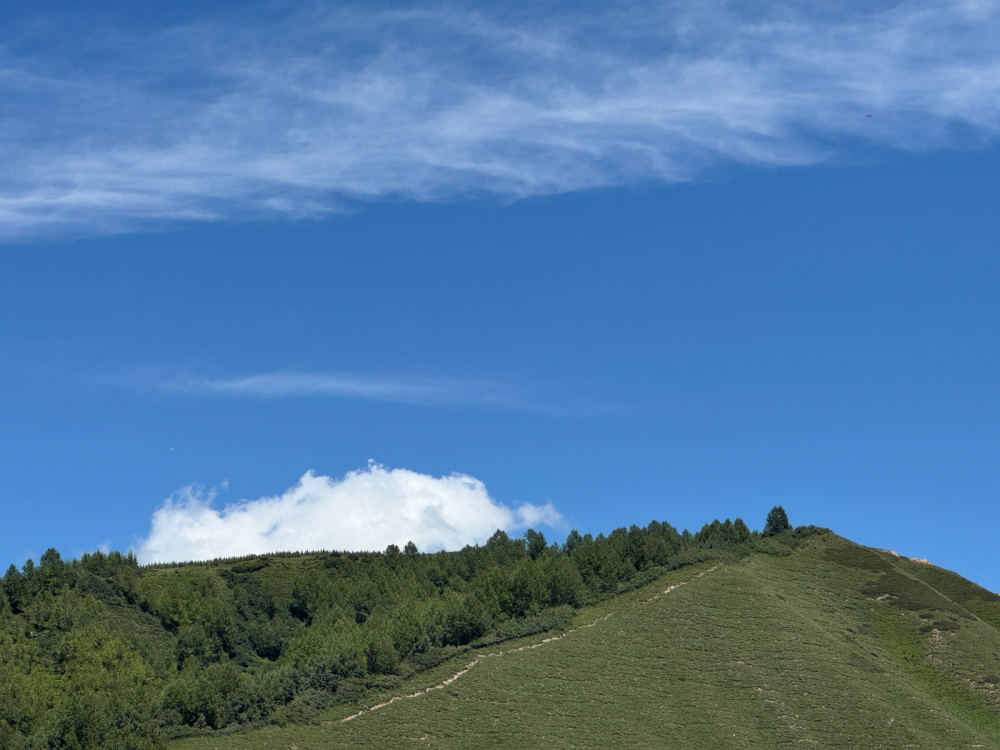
(170, 533), (1000, 749)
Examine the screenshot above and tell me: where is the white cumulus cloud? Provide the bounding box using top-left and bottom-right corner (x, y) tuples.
(135, 462), (564, 563)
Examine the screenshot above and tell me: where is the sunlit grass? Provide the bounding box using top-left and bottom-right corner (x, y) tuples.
(170, 535), (1000, 749)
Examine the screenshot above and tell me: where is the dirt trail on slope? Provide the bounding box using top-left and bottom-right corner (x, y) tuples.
(339, 564), (720, 723)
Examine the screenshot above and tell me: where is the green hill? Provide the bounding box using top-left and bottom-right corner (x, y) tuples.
(3, 517), (1000, 749)
(167, 533), (1000, 750)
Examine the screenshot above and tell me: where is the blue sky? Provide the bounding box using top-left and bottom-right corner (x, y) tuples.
(2, 0), (999, 590)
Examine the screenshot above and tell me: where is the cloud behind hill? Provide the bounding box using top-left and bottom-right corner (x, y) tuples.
(135, 463), (564, 563)
(2, 0), (1000, 239)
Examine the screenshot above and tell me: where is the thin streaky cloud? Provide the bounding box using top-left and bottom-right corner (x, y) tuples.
(161, 372), (547, 410)
(2, 0), (1000, 240)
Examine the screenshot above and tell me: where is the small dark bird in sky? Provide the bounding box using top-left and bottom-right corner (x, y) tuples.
(866, 114), (872, 117)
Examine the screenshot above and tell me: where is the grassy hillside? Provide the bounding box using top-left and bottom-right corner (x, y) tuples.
(168, 533), (1000, 750)
(0, 515), (794, 749)
(4, 521), (999, 749)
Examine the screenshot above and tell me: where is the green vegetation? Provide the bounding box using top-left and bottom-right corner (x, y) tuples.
(763, 504), (791, 535)
(0, 511), (801, 749)
(4, 509), (1000, 749)
(172, 533), (1000, 750)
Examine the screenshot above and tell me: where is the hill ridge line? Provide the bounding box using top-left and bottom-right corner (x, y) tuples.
(339, 564), (721, 724)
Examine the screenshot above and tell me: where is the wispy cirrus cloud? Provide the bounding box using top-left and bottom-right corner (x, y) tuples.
(160, 371), (544, 410)
(3, 0), (1000, 240)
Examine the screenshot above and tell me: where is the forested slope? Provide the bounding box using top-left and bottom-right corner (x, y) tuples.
(0, 512), (803, 749)
(5, 512), (999, 749)
(173, 533), (1000, 750)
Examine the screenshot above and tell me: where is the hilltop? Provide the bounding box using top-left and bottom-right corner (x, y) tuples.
(3, 513), (1000, 749)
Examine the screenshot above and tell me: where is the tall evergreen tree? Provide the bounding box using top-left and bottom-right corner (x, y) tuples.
(764, 505), (791, 536)
(3, 563), (25, 613)
(39, 547), (63, 568)
(563, 530), (584, 555)
(732, 518), (752, 543)
(524, 529), (548, 560)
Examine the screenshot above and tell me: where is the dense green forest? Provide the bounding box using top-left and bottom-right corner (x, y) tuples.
(0, 508), (816, 750)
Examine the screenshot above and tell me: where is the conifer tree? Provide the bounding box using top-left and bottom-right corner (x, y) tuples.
(39, 547), (62, 568)
(525, 529), (548, 560)
(733, 518), (752, 543)
(764, 505), (791, 536)
(563, 529), (584, 554)
(2, 564), (25, 613)
(487, 529), (510, 545)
